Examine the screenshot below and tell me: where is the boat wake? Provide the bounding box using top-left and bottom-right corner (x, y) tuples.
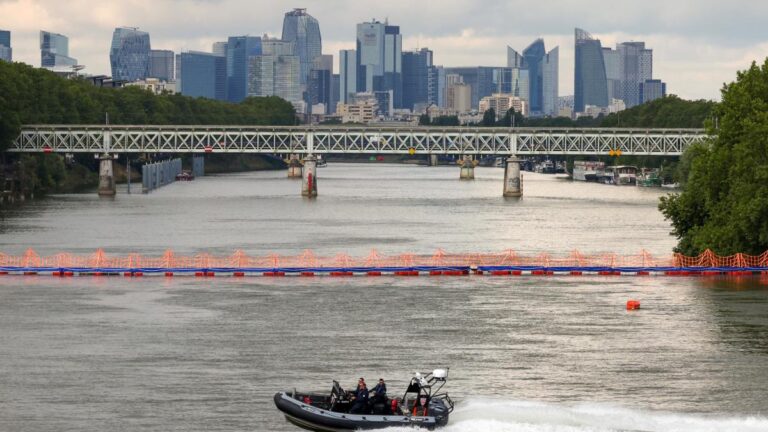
(381, 398), (768, 432)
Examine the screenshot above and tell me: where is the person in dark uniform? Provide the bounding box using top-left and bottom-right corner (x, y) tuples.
(370, 378), (389, 414)
(371, 378), (387, 399)
(350, 380), (369, 414)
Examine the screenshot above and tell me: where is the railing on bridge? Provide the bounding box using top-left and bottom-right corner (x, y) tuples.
(10, 125), (710, 156)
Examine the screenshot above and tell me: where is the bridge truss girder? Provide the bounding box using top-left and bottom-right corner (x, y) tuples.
(10, 126), (709, 156)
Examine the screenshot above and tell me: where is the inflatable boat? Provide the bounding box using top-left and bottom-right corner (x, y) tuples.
(274, 369), (454, 431)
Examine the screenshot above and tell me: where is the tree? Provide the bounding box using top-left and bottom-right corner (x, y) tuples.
(659, 59), (768, 255)
(481, 108), (496, 126)
(418, 114), (431, 126)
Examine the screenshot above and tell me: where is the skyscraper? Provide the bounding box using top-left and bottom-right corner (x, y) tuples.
(110, 27), (151, 82)
(541, 47), (559, 117)
(308, 54), (333, 113)
(522, 39), (546, 113)
(248, 38), (301, 103)
(356, 19), (402, 108)
(212, 42), (228, 57)
(180, 51), (226, 100)
(40, 31), (77, 68)
(0, 29), (11, 62)
(640, 79), (666, 103)
(574, 28), (608, 112)
(339, 49), (356, 104)
(402, 48), (433, 111)
(226, 36), (262, 103)
(281, 8), (322, 87)
(149, 49), (174, 81)
(617, 42), (653, 108)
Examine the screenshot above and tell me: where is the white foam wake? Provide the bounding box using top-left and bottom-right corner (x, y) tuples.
(383, 398), (768, 432)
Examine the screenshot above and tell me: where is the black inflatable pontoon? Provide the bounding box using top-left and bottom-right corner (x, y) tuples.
(274, 369), (454, 431)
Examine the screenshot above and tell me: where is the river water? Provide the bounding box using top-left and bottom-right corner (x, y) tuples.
(1, 164), (767, 432)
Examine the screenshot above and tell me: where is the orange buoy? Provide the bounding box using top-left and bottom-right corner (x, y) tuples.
(626, 300), (641, 310)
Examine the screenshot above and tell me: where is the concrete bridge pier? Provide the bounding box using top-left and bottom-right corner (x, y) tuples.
(459, 156), (474, 180)
(503, 156), (523, 197)
(428, 154), (439, 167)
(287, 154), (303, 178)
(302, 154), (318, 197)
(98, 153), (116, 196)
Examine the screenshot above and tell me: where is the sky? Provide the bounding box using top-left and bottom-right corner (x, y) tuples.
(1, 0), (767, 101)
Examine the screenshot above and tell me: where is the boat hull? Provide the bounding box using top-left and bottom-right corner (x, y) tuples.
(274, 392), (440, 431)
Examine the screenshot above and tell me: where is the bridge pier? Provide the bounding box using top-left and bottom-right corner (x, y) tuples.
(98, 153), (116, 196)
(459, 156), (474, 180)
(503, 156), (523, 197)
(302, 155), (318, 197)
(428, 154), (439, 167)
(287, 154), (303, 178)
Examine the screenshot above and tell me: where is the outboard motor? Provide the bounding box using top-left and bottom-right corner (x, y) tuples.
(429, 398), (450, 426)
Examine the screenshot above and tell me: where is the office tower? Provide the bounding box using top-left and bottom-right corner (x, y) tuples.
(281, 8), (322, 87)
(0, 29), (11, 62)
(541, 47), (559, 116)
(180, 51), (226, 100)
(339, 49), (356, 104)
(602, 47), (621, 101)
(640, 79), (666, 103)
(402, 48), (433, 111)
(617, 42), (653, 108)
(574, 28), (608, 112)
(40, 31), (77, 68)
(330, 74), (340, 113)
(308, 54), (332, 113)
(522, 39), (546, 113)
(446, 82), (471, 113)
(356, 19), (402, 108)
(433, 66), (446, 108)
(149, 49), (174, 81)
(110, 27), (151, 82)
(226, 36), (262, 102)
(443, 66), (507, 108)
(248, 38), (301, 103)
(507, 47), (523, 68)
(212, 41), (228, 57)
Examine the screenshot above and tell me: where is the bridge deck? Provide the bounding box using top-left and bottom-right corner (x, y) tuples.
(10, 125), (709, 156)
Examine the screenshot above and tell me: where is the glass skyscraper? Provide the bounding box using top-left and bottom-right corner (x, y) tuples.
(248, 38), (301, 104)
(523, 39), (546, 113)
(110, 27), (151, 82)
(281, 8), (321, 87)
(308, 55), (333, 113)
(226, 36), (262, 103)
(507, 41), (559, 116)
(574, 28), (608, 112)
(180, 51), (226, 100)
(0, 29), (12, 62)
(541, 47), (559, 116)
(40, 31), (77, 68)
(339, 49), (356, 104)
(402, 48), (434, 111)
(356, 19), (402, 108)
(149, 49), (175, 82)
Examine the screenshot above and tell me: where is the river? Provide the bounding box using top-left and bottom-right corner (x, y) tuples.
(1, 163), (766, 432)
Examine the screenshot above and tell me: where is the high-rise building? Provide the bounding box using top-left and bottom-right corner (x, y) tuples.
(0, 29), (11, 62)
(507, 47), (523, 68)
(602, 47), (621, 101)
(308, 54), (333, 113)
(212, 42), (228, 57)
(356, 19), (402, 108)
(110, 27), (151, 82)
(281, 8), (322, 88)
(40, 31), (77, 68)
(617, 42), (653, 108)
(339, 49), (357, 104)
(330, 74), (340, 114)
(640, 79), (666, 103)
(541, 47), (559, 117)
(446, 82), (471, 113)
(444, 67), (510, 109)
(248, 38), (301, 103)
(479, 93), (529, 117)
(402, 48), (434, 111)
(226, 36), (262, 102)
(574, 28), (608, 112)
(522, 39), (546, 113)
(149, 49), (174, 81)
(180, 51), (226, 100)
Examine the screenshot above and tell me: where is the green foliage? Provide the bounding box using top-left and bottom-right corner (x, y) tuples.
(0, 61), (296, 194)
(600, 95), (716, 128)
(659, 60), (768, 254)
(481, 108), (496, 126)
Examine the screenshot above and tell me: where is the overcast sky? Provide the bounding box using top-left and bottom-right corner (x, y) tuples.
(2, 0), (767, 100)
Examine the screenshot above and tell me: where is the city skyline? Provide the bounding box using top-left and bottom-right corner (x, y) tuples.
(1, 0), (767, 100)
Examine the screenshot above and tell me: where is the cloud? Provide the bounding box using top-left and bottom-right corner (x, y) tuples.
(2, 0), (767, 100)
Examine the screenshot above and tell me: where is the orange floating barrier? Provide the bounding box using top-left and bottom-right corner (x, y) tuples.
(636, 271), (650, 276)
(570, 271), (583, 276)
(123, 272), (132, 277)
(491, 270), (511, 276)
(194, 272), (204, 277)
(300, 272), (314, 277)
(366, 271), (381, 276)
(531, 270), (545, 276)
(511, 270), (522, 276)
(429, 271), (443, 276)
(233, 272), (245, 277)
(52, 271), (63, 277)
(165, 272), (174, 277)
(626, 300), (641, 310)
(64, 271), (74, 277)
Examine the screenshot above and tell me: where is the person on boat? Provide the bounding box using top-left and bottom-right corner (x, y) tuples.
(350, 381), (369, 414)
(371, 378), (387, 398)
(412, 395), (429, 416)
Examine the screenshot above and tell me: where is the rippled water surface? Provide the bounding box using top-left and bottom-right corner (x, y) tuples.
(1, 164), (767, 431)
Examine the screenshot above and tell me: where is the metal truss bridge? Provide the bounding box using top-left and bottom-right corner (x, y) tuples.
(10, 125), (709, 156)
